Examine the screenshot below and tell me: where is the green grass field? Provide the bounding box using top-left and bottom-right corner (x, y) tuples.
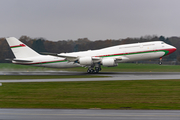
(0, 80), (180, 109)
(1, 63), (180, 109)
(1, 63), (180, 72)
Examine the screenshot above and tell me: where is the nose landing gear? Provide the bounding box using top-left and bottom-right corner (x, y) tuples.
(159, 57), (162, 65)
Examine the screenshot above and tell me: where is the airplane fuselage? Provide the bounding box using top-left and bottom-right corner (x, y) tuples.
(12, 41), (176, 69)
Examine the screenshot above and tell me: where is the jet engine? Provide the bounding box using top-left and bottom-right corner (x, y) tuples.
(79, 57), (93, 65)
(102, 58), (118, 67)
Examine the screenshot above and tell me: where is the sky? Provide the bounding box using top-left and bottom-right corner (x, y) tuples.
(1, 0), (180, 41)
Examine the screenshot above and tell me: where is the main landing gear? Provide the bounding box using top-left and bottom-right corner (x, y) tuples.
(87, 67), (101, 74)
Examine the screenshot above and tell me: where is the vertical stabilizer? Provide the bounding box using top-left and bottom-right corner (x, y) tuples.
(6, 37), (40, 58)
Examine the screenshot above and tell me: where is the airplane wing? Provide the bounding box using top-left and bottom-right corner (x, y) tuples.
(40, 52), (79, 62)
(41, 52), (128, 64)
(114, 56), (129, 62)
(57, 53), (78, 62)
(41, 52), (58, 56)
(57, 53), (101, 63)
(92, 57), (101, 63)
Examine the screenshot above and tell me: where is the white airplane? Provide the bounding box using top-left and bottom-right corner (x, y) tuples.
(6, 37), (176, 73)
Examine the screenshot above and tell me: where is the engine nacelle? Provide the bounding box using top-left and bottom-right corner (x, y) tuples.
(79, 57), (93, 65)
(102, 58), (118, 67)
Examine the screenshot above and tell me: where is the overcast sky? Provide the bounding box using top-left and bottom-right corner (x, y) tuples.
(1, 0), (180, 41)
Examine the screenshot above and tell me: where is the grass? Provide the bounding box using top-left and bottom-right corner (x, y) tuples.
(0, 63), (57, 71)
(0, 80), (180, 109)
(1, 63), (180, 72)
(1, 63), (180, 109)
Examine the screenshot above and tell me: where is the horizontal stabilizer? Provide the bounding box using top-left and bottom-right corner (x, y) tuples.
(13, 59), (33, 62)
(5, 58), (33, 62)
(5, 58), (13, 61)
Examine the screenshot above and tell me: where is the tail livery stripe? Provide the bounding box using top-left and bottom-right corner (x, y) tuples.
(10, 44), (26, 48)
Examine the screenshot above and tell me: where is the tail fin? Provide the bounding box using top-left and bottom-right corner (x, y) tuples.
(6, 37), (40, 58)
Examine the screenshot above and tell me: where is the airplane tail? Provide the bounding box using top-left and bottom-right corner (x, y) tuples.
(6, 37), (41, 58)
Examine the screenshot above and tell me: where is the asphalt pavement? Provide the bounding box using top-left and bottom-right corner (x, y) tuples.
(0, 72), (180, 83)
(1, 109), (180, 120)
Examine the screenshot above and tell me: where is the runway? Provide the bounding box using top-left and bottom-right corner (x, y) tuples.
(1, 109), (180, 120)
(0, 71), (180, 83)
(1, 71), (180, 120)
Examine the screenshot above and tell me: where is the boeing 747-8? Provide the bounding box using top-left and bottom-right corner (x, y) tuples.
(6, 37), (176, 73)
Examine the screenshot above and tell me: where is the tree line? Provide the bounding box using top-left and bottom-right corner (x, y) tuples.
(0, 35), (179, 63)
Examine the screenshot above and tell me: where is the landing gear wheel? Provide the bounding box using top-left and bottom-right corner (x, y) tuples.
(90, 69), (95, 73)
(159, 61), (162, 65)
(94, 70), (99, 73)
(94, 67), (100, 73)
(87, 69), (91, 73)
(87, 69), (95, 74)
(87, 66), (102, 74)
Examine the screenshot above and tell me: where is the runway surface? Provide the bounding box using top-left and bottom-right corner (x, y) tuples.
(1, 71), (180, 120)
(0, 71), (180, 83)
(1, 109), (180, 120)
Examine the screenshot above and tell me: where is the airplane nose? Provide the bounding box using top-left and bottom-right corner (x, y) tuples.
(172, 46), (176, 52)
(167, 46), (176, 55)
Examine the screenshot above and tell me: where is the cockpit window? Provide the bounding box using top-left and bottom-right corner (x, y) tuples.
(161, 42), (164, 44)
